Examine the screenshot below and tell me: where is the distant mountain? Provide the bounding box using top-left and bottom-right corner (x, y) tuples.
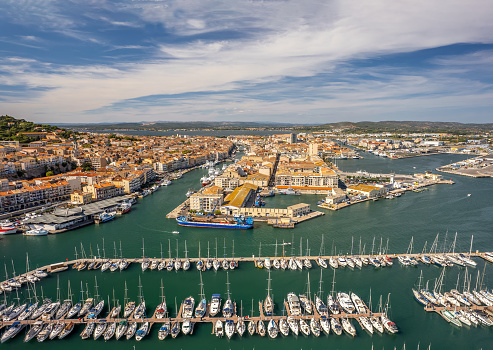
(301, 121), (493, 134)
(61, 121), (304, 131)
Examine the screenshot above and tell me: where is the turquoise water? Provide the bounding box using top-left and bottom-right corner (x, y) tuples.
(1, 153), (492, 350)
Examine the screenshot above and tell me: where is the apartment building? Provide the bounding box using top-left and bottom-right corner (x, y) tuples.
(189, 185), (224, 212)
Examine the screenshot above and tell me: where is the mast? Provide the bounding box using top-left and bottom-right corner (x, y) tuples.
(185, 240), (189, 259)
(351, 236), (354, 256)
(469, 235), (474, 256)
(94, 276), (100, 302)
(232, 240), (235, 260)
(102, 238), (105, 259)
(138, 276), (143, 304)
(318, 268), (323, 298)
(168, 239), (171, 260)
(160, 278), (165, 304)
(371, 236), (375, 255)
(56, 275), (61, 302)
(80, 281), (84, 303)
(112, 288), (116, 309)
(11, 259), (16, 278)
(223, 238), (226, 259)
(142, 238), (145, 258)
(227, 271), (231, 300)
(267, 269), (272, 298)
(359, 237), (362, 255)
(74, 246), (78, 260)
(421, 241), (428, 254)
(275, 239), (278, 258)
(207, 241), (210, 259)
(306, 271), (312, 303)
(176, 239), (179, 260)
(199, 272), (205, 300)
(96, 244), (101, 259)
(198, 241), (201, 259)
(300, 237), (302, 257)
(124, 281), (128, 306)
(119, 241), (122, 259)
(452, 232), (457, 254)
(259, 242), (262, 259)
(114, 241), (117, 259)
(68, 280), (73, 303)
(330, 269), (336, 297)
(215, 238), (218, 259)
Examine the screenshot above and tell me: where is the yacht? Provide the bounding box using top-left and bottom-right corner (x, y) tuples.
(279, 318), (289, 336)
(1, 322), (24, 343)
(123, 301), (136, 318)
(287, 316), (299, 335)
(299, 318), (310, 336)
(24, 228), (48, 236)
(181, 319), (192, 335)
(370, 316), (384, 333)
(331, 317), (343, 335)
(337, 292), (355, 313)
(115, 321), (128, 340)
(257, 320), (266, 336)
(80, 322), (95, 340)
(310, 318), (320, 337)
(341, 317), (356, 337)
(225, 320), (235, 339)
(24, 321), (44, 342)
(215, 320), (224, 337)
(320, 315), (331, 335)
(194, 297), (206, 318)
(359, 316), (374, 334)
(209, 294), (221, 316)
(350, 292), (369, 314)
(133, 301), (146, 319)
(66, 301), (81, 319)
(315, 295), (328, 315)
(171, 321), (180, 338)
(268, 319), (279, 338)
(93, 322), (107, 340)
(182, 296), (195, 318)
(125, 322), (137, 340)
(157, 321), (170, 340)
(381, 313), (398, 333)
(247, 319), (256, 335)
(103, 322), (116, 340)
(236, 317), (246, 336)
(328, 257), (338, 268)
(135, 322), (149, 341)
(440, 309), (461, 327)
(37, 323), (53, 342)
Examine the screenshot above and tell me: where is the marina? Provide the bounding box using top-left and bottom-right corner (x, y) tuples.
(0, 152), (492, 349)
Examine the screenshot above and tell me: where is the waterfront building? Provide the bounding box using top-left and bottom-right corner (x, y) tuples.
(346, 184), (387, 198)
(189, 185), (224, 213)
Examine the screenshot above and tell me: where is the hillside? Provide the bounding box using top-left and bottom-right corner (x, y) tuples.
(0, 115), (70, 143)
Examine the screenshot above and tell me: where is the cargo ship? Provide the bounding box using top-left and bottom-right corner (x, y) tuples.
(176, 215), (254, 229)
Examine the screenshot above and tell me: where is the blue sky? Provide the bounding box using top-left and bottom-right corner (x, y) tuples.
(1, 0), (493, 124)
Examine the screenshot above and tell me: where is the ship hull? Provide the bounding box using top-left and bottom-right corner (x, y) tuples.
(176, 218), (253, 229)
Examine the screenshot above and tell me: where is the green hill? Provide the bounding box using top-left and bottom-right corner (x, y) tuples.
(0, 115), (70, 143)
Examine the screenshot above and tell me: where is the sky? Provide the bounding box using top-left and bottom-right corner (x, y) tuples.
(1, 0), (493, 125)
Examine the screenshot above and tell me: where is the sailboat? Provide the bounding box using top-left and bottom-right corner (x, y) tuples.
(166, 239), (174, 271)
(381, 293), (398, 333)
(56, 280), (72, 319)
(412, 271), (430, 306)
(299, 272), (313, 314)
(195, 272), (207, 318)
(247, 299), (256, 335)
(123, 281), (135, 318)
(222, 272), (234, 318)
(206, 241), (213, 270)
(196, 241), (204, 271)
(141, 238), (150, 271)
(133, 276), (146, 319)
(315, 269), (328, 315)
(327, 269), (341, 314)
(183, 240), (190, 271)
(264, 269), (274, 316)
(155, 279), (167, 318)
(236, 300), (246, 336)
(317, 235), (328, 268)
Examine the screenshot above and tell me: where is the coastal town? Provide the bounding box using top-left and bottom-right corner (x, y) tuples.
(2, 117), (491, 235)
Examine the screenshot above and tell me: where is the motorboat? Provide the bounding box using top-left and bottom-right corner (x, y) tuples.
(381, 313), (398, 333)
(215, 320), (224, 337)
(209, 294), (221, 317)
(337, 292), (355, 313)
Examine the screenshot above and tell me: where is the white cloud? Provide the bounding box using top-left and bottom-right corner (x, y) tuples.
(2, 0), (493, 122)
